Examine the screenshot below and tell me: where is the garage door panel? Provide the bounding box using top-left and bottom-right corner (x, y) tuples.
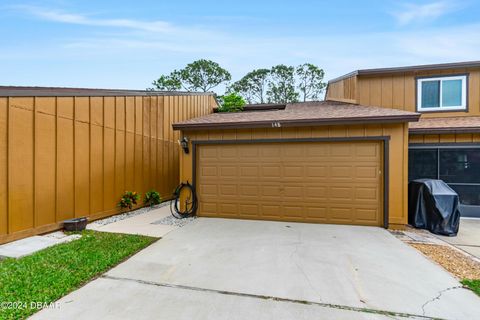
(239, 185), (259, 196)
(355, 208), (380, 222)
(262, 166), (281, 177)
(220, 167), (237, 177)
(283, 166), (304, 177)
(239, 147), (260, 159)
(305, 186), (328, 199)
(329, 187), (353, 200)
(355, 143), (379, 157)
(355, 166), (378, 179)
(219, 146), (238, 158)
(329, 207), (355, 222)
(218, 203), (239, 216)
(283, 186), (303, 198)
(220, 184), (237, 196)
(200, 184), (218, 196)
(306, 166), (327, 177)
(239, 204), (259, 216)
(283, 206), (303, 218)
(240, 166), (259, 177)
(260, 145), (281, 157)
(200, 166), (217, 178)
(200, 202), (218, 216)
(355, 187), (379, 200)
(262, 185), (282, 197)
(305, 207), (328, 219)
(200, 147), (218, 158)
(329, 166), (353, 179)
(329, 144), (352, 156)
(261, 205), (282, 218)
(197, 141), (383, 226)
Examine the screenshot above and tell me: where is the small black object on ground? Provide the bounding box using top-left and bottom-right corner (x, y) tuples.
(63, 217), (88, 232)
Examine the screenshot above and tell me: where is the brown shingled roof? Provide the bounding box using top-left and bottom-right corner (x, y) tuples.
(172, 100), (420, 131)
(409, 116), (480, 134)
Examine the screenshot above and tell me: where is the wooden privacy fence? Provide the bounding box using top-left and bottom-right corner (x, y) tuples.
(0, 88), (216, 244)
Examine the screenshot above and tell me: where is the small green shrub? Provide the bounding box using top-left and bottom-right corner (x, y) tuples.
(118, 191), (139, 210)
(144, 190), (162, 207)
(218, 92), (245, 112)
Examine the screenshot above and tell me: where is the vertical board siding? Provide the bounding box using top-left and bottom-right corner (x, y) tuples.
(180, 122), (409, 226)
(0, 99), (8, 236)
(8, 106), (34, 232)
(35, 112), (56, 226)
(326, 76), (357, 103)
(0, 94), (215, 243)
(356, 68), (480, 118)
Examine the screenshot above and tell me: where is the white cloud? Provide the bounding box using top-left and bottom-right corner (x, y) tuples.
(15, 5), (203, 35)
(392, 1), (457, 26)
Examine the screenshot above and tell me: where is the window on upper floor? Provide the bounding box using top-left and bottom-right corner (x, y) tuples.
(416, 75), (467, 112)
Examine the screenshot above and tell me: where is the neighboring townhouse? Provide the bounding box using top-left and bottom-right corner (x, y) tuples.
(327, 61), (480, 217)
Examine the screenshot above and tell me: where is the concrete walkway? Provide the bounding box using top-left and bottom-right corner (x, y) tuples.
(33, 219), (480, 320)
(435, 218), (480, 259)
(87, 205), (179, 238)
(0, 232), (80, 259)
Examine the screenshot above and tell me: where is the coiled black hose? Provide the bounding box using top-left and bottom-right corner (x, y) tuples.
(170, 181), (198, 219)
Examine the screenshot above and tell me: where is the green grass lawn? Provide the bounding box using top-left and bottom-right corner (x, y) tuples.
(0, 231), (157, 320)
(462, 279), (480, 296)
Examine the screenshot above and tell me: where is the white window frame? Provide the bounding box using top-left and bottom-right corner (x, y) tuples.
(417, 75), (467, 112)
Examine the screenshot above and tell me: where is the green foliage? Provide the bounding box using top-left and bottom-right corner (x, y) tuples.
(267, 65), (299, 103)
(217, 92), (246, 112)
(152, 59), (231, 92)
(118, 191), (139, 210)
(462, 279), (480, 296)
(153, 60), (326, 103)
(152, 71), (182, 91)
(229, 69), (270, 104)
(0, 231), (156, 320)
(230, 63), (326, 104)
(296, 63), (326, 102)
(144, 190), (162, 207)
(180, 59), (231, 92)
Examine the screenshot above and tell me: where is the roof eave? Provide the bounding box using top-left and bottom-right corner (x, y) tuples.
(0, 86), (216, 97)
(409, 127), (480, 135)
(173, 114), (421, 131)
(328, 60), (480, 84)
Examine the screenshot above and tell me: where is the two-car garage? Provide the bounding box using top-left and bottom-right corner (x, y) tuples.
(173, 101), (420, 228)
(196, 140), (384, 226)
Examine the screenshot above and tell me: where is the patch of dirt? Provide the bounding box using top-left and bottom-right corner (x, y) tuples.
(410, 243), (480, 280)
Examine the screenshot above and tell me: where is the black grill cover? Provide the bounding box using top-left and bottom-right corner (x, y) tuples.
(408, 179), (460, 236)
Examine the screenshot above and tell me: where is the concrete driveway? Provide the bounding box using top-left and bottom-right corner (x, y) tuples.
(33, 219), (480, 320)
(436, 218), (480, 259)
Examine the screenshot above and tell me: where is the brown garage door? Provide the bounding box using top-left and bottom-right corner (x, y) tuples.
(196, 141), (383, 226)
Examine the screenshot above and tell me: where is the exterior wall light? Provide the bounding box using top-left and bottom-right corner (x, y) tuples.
(179, 137), (189, 154)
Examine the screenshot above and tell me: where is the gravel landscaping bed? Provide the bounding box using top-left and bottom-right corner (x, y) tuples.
(151, 215), (196, 227)
(409, 243), (480, 280)
(91, 201), (171, 226)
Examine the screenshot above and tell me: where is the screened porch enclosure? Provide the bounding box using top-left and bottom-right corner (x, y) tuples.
(409, 145), (480, 217)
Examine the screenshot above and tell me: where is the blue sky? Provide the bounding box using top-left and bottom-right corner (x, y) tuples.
(1, 0), (479, 91)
